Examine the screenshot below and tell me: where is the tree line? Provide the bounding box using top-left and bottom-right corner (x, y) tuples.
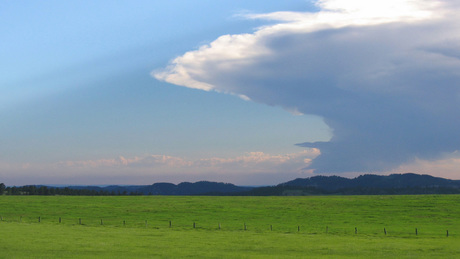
(0, 183), (142, 196)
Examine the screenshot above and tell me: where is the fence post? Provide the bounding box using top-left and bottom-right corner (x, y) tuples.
(270, 225), (272, 231)
(193, 222), (196, 229)
(384, 228), (387, 235)
(415, 228), (418, 236)
(38, 216), (41, 223)
(298, 226), (300, 232)
(59, 217), (61, 223)
(355, 227), (357, 234)
(244, 223), (247, 231)
(100, 219), (103, 225)
(169, 221), (172, 228)
(123, 220), (126, 226)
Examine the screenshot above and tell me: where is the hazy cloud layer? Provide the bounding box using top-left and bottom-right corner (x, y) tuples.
(154, 0), (460, 174)
(389, 151), (460, 180)
(55, 149), (319, 174)
(0, 150), (319, 185)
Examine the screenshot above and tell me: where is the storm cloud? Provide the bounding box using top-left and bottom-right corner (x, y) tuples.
(154, 0), (460, 174)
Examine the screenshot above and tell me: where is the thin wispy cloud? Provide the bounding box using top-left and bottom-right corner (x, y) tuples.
(154, 0), (460, 174)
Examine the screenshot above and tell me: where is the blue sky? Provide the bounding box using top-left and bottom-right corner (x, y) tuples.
(2, 0), (460, 185)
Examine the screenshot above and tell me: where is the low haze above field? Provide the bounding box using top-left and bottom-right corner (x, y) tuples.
(1, 0), (460, 185)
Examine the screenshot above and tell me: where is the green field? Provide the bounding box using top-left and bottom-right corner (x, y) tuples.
(0, 195), (459, 258)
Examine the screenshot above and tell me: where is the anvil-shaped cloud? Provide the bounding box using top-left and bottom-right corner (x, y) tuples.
(153, 0), (460, 174)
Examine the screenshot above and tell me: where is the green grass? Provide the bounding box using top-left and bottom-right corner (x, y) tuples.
(0, 195), (459, 258)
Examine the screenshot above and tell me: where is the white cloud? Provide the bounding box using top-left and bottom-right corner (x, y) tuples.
(153, 0), (460, 175)
(154, 0), (447, 93)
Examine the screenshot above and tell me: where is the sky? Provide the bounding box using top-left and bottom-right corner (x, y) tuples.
(1, 0), (460, 186)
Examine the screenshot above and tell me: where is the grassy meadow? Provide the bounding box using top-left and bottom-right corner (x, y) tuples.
(0, 195), (459, 258)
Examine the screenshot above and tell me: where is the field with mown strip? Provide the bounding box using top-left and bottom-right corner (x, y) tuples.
(0, 195), (459, 258)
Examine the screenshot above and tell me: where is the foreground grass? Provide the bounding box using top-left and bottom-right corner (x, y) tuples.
(1, 222), (459, 258)
(0, 195), (459, 258)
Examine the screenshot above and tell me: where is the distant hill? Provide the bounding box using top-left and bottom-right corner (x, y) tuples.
(242, 173), (460, 195)
(65, 181), (251, 195)
(138, 181), (252, 195)
(3, 173), (460, 196)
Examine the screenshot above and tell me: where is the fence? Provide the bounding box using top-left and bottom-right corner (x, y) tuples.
(0, 214), (453, 238)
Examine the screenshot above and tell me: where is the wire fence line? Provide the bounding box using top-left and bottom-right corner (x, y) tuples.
(0, 214), (454, 238)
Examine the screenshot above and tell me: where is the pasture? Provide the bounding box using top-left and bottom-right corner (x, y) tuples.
(0, 195), (459, 258)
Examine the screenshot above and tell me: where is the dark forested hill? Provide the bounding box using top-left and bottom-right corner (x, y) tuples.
(241, 173), (460, 195)
(281, 173), (460, 190)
